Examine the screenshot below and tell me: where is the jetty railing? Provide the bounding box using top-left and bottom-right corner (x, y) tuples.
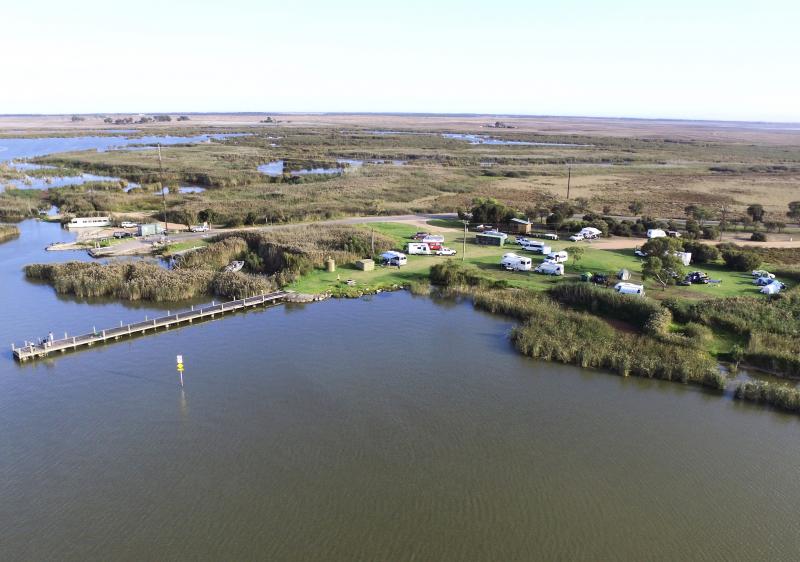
(12, 291), (290, 362)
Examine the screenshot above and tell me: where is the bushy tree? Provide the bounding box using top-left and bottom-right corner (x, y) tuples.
(721, 248), (761, 271)
(565, 246), (585, 263)
(641, 237), (686, 290)
(681, 241), (720, 264)
(470, 198), (517, 225)
(746, 204), (765, 223)
(788, 201), (800, 221)
(628, 200), (644, 215)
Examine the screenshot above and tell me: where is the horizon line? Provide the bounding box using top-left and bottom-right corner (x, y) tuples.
(1, 111), (799, 127)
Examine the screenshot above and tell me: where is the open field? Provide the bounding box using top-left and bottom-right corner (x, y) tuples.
(288, 221), (788, 300)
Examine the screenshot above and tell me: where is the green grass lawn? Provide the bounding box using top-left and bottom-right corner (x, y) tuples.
(161, 239), (209, 256)
(289, 222), (788, 299)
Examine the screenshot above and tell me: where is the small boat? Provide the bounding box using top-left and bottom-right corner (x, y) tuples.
(224, 261), (244, 273)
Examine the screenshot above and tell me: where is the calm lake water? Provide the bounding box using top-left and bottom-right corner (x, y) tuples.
(1, 220), (799, 560)
(0, 133), (245, 163)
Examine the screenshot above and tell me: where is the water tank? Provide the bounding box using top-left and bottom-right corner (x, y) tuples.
(325, 257), (336, 272)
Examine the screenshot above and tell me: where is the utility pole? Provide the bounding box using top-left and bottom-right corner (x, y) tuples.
(371, 227), (375, 255)
(566, 165), (571, 200)
(720, 204), (728, 242)
(157, 144), (168, 233)
(462, 220), (467, 261)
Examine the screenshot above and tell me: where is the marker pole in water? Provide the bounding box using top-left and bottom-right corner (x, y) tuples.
(176, 354), (185, 387)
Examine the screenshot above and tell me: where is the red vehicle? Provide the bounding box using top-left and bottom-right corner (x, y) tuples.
(427, 243), (443, 251)
(413, 232), (429, 240)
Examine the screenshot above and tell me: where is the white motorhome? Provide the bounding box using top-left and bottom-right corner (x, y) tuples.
(545, 250), (569, 263)
(67, 216), (111, 228)
(500, 253), (532, 271)
(614, 282), (645, 295)
(407, 242), (432, 255)
(534, 261), (564, 275)
(647, 229), (667, 239)
(381, 251), (407, 266)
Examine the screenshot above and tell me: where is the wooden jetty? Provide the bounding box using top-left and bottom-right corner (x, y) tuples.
(12, 291), (290, 362)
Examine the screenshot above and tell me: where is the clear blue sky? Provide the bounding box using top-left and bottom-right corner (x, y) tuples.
(3, 0), (798, 121)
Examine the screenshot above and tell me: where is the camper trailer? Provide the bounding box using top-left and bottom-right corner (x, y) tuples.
(500, 253), (532, 272)
(614, 282), (645, 295)
(579, 227), (602, 239)
(647, 229), (667, 239)
(534, 261), (564, 275)
(407, 242), (433, 255)
(66, 216), (111, 228)
(545, 250), (569, 263)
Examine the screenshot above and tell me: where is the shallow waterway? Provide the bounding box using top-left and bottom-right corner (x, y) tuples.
(0, 220), (799, 560)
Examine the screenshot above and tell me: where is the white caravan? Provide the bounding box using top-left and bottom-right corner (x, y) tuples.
(614, 282), (645, 295)
(500, 253), (532, 271)
(534, 261), (564, 275)
(407, 242), (433, 255)
(646, 229), (667, 239)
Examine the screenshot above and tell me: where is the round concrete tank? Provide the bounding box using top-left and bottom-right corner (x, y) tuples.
(325, 257), (336, 272)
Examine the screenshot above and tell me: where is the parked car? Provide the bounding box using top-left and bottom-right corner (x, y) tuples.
(436, 247), (456, 256)
(751, 270), (775, 279)
(413, 232), (429, 240)
(541, 233), (559, 240)
(684, 271), (710, 284)
(634, 247), (648, 257)
(113, 231), (132, 239)
(591, 273), (608, 285)
(568, 233), (584, 242)
(190, 223), (209, 233)
(119, 221), (137, 228)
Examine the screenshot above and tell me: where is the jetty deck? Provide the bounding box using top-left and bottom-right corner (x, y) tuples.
(12, 291), (290, 362)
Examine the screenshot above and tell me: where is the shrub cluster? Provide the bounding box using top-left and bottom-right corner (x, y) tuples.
(430, 261), (509, 290)
(549, 282), (671, 335)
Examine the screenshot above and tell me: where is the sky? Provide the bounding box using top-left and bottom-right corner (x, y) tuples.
(2, 0), (798, 122)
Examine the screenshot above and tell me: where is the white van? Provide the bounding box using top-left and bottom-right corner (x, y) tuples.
(381, 251), (408, 266)
(534, 261), (564, 275)
(647, 229), (667, 239)
(521, 241), (550, 254)
(614, 282), (645, 295)
(500, 253), (532, 271)
(546, 250), (569, 263)
(407, 242), (432, 255)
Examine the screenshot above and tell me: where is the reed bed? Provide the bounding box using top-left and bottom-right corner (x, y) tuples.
(0, 224), (20, 243)
(431, 262), (723, 389)
(734, 381), (800, 413)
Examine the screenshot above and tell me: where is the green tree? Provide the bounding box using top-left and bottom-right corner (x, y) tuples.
(565, 246), (585, 264)
(628, 200), (644, 215)
(684, 204), (713, 226)
(746, 204), (765, 223)
(641, 237), (686, 290)
(788, 201), (800, 221)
